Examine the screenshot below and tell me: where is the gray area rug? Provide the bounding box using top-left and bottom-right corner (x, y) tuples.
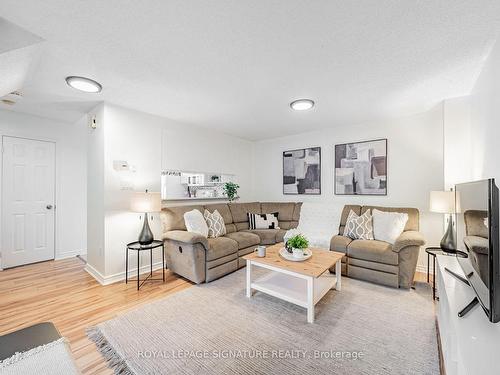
(88, 268), (439, 374)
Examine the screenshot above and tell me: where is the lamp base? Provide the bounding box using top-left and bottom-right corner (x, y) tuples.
(440, 214), (456, 253)
(138, 212), (154, 245)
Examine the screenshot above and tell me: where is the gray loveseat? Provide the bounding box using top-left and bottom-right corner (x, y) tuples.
(330, 205), (425, 289)
(160, 202), (302, 283)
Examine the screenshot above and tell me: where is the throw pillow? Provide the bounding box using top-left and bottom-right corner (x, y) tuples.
(248, 212), (280, 230)
(372, 209), (409, 244)
(343, 210), (374, 240)
(204, 209), (226, 238)
(183, 209), (208, 238)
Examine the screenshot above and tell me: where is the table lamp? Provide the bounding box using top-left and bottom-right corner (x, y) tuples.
(430, 190), (459, 253)
(130, 190), (161, 245)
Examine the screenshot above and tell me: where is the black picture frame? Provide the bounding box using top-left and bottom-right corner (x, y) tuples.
(282, 147), (321, 195)
(334, 138), (387, 196)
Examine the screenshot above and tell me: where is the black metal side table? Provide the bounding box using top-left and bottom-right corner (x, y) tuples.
(126, 240), (165, 290)
(426, 247), (467, 300)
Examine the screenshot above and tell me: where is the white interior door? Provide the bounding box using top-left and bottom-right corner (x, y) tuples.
(2, 136), (56, 268)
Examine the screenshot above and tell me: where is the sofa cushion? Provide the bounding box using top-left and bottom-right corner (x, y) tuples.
(343, 210), (374, 240)
(261, 202), (296, 221)
(203, 203), (233, 224)
(203, 204), (235, 234)
(206, 237), (238, 261)
(183, 209), (208, 238)
(248, 212), (280, 230)
(229, 202), (261, 223)
(278, 221), (299, 230)
(225, 232), (260, 250)
(362, 206), (419, 232)
(338, 205), (362, 234)
(292, 202), (303, 221)
(161, 205), (204, 231)
(276, 229), (287, 243)
(347, 239), (398, 266)
(330, 235), (352, 253)
(204, 209), (226, 238)
(234, 222), (249, 231)
(246, 229), (279, 245)
(371, 209), (408, 244)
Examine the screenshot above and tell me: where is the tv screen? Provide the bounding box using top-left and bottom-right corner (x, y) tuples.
(456, 179), (500, 323)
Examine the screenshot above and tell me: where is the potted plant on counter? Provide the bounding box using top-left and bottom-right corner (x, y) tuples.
(223, 182), (240, 202)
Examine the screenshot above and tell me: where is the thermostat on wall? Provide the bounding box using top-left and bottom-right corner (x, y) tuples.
(113, 160), (130, 171)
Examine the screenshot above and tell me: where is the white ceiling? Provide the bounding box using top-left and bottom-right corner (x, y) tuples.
(0, 1), (499, 140)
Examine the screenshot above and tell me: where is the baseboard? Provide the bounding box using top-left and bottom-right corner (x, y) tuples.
(55, 250), (86, 260)
(84, 261), (164, 286)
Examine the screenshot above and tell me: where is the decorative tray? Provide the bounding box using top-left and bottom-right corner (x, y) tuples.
(279, 248), (312, 262)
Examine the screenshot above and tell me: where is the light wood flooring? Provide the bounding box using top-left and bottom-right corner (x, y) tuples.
(0, 257), (192, 374)
(0, 257), (431, 374)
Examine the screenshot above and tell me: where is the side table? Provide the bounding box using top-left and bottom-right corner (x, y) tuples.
(426, 247), (467, 300)
(126, 240), (165, 290)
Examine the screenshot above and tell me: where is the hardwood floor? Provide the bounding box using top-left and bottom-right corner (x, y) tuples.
(0, 257), (192, 374)
(0, 257), (431, 374)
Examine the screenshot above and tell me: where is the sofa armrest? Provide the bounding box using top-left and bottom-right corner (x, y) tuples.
(163, 230), (208, 249)
(393, 231), (425, 253)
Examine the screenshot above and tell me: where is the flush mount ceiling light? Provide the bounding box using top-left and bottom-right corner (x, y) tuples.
(65, 76), (102, 93)
(290, 99), (315, 111)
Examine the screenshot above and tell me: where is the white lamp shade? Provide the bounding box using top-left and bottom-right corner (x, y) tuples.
(429, 191), (458, 214)
(130, 191), (161, 213)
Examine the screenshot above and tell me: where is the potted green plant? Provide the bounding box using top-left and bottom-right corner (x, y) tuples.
(223, 182), (240, 202)
(286, 234), (309, 258)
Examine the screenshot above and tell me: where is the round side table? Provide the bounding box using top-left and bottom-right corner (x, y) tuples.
(126, 240), (165, 290)
(426, 247), (467, 300)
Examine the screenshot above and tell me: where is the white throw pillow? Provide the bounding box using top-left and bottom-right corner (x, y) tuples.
(343, 210), (374, 240)
(372, 209), (408, 244)
(204, 209), (226, 238)
(183, 209), (208, 238)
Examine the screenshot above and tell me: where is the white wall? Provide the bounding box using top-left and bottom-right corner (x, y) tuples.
(0, 109), (87, 269)
(443, 96), (472, 189)
(86, 103), (254, 282)
(86, 103), (105, 274)
(469, 40), (500, 182)
(252, 105), (445, 272)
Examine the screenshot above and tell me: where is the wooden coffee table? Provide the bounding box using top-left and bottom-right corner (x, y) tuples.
(243, 243), (344, 323)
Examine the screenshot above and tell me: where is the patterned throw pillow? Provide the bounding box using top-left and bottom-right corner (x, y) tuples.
(204, 209), (226, 238)
(343, 210), (374, 240)
(247, 212), (280, 230)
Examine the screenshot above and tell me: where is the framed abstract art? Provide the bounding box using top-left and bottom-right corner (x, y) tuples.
(334, 139), (387, 195)
(283, 147), (321, 195)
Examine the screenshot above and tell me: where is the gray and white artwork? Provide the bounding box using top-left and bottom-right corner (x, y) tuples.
(283, 147), (321, 195)
(335, 139), (387, 195)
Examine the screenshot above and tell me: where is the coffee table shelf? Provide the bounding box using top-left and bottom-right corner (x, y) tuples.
(251, 271), (337, 308)
(244, 244), (343, 323)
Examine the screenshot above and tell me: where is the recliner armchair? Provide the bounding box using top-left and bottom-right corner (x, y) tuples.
(330, 205), (425, 288)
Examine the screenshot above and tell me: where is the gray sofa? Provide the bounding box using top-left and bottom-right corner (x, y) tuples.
(330, 205), (425, 289)
(160, 202), (302, 283)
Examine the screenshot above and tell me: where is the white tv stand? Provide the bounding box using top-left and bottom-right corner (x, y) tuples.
(436, 255), (500, 375)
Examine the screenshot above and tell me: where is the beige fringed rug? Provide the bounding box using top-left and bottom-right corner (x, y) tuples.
(88, 269), (439, 375)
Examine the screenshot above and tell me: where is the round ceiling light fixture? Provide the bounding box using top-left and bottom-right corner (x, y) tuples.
(290, 99), (315, 111)
(65, 76), (102, 93)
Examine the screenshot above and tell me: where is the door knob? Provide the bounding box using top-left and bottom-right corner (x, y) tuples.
(46, 204), (53, 210)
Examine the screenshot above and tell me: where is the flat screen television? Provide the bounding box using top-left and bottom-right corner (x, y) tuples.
(455, 179), (500, 323)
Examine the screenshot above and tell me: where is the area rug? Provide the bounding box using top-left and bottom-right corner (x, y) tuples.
(88, 269), (439, 374)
